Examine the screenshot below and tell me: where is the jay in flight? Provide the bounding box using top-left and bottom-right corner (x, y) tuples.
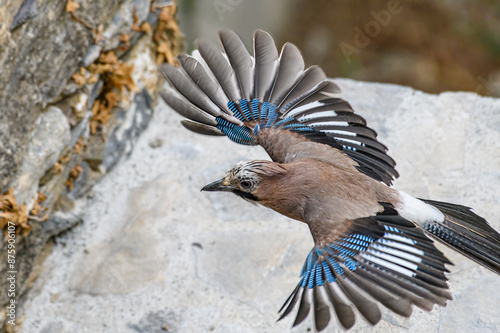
(160, 30), (500, 331)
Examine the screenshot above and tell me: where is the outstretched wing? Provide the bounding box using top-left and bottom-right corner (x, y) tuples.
(160, 29), (398, 185)
(278, 204), (453, 331)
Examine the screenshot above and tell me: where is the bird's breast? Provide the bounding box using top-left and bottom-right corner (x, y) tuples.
(255, 159), (396, 227)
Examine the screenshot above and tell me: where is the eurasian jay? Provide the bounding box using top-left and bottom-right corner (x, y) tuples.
(160, 29), (500, 331)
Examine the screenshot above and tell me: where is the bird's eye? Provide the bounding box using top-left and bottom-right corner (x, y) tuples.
(240, 180), (252, 190)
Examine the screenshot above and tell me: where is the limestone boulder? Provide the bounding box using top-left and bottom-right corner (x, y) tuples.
(17, 79), (500, 332)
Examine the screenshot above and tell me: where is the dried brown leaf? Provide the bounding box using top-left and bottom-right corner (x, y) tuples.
(54, 162), (64, 174)
(132, 7), (141, 31)
(119, 33), (131, 51)
(65, 164), (83, 191)
(105, 90), (120, 108)
(141, 22), (152, 34)
(29, 191), (47, 216)
(65, 177), (74, 191)
(90, 120), (98, 135)
(91, 100), (101, 117)
(99, 52), (119, 65)
(159, 6), (172, 21)
(119, 33), (130, 43)
(66, 0), (80, 13)
(87, 74), (98, 84)
(0, 187), (30, 233)
(133, 8), (139, 24)
(110, 63), (138, 92)
(95, 63), (114, 74)
(73, 137), (87, 154)
(157, 42), (174, 64)
(94, 24), (105, 45)
(72, 67), (86, 87)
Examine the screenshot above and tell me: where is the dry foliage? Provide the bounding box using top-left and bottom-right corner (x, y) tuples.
(0, 188), (47, 235)
(65, 0), (80, 12)
(66, 0), (94, 30)
(12, 0), (181, 235)
(124, 8), (153, 50)
(54, 162), (64, 175)
(132, 8), (141, 32)
(66, 0), (106, 43)
(68, 2), (181, 136)
(87, 51), (138, 134)
(153, 4), (182, 65)
(65, 165), (83, 191)
(141, 22), (152, 34)
(0, 188), (29, 231)
(72, 67), (87, 87)
(72, 136), (87, 155)
(119, 33), (131, 51)
(72, 67), (98, 87)
(53, 136), (87, 190)
(94, 24), (106, 45)
(30, 192), (48, 219)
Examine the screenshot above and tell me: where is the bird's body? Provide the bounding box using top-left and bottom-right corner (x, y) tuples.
(249, 159), (395, 240)
(161, 29), (500, 331)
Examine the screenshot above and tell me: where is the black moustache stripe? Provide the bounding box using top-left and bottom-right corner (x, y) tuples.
(233, 190), (258, 201)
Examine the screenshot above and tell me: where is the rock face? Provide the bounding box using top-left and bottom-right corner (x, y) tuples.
(17, 79), (500, 332)
(0, 0), (176, 190)
(0, 0), (118, 189)
(0, 0), (181, 330)
(8, 107), (71, 207)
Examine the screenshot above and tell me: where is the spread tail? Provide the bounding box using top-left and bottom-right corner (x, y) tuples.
(420, 199), (500, 275)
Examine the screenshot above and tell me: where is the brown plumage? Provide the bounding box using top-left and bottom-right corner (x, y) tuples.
(162, 29), (500, 331)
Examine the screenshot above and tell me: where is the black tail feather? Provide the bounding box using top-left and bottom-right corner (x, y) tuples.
(421, 199), (500, 275)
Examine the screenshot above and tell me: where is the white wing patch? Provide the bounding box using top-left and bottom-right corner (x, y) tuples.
(309, 121), (349, 127)
(286, 101), (325, 117)
(334, 137), (366, 146)
(360, 253), (416, 277)
(320, 129), (356, 136)
(297, 110), (338, 121)
(396, 191), (445, 225)
(377, 238), (425, 255)
(371, 243), (423, 263)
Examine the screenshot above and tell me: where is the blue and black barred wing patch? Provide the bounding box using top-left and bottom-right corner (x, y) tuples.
(273, 95), (398, 185)
(278, 212), (453, 331)
(160, 29), (398, 184)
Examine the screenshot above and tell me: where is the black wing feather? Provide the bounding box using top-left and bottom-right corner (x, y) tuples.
(161, 30), (399, 185)
(277, 205), (452, 331)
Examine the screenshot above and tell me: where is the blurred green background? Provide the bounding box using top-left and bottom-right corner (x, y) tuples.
(178, 0), (500, 96)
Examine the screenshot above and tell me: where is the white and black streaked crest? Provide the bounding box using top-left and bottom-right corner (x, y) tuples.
(228, 161), (262, 192)
(160, 30), (399, 185)
(229, 160), (286, 191)
(232, 160), (286, 177)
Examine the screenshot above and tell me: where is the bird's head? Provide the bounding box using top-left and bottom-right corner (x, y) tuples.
(201, 160), (286, 202)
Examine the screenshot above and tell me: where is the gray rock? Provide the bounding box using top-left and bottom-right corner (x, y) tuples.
(102, 89), (154, 173)
(82, 0), (154, 66)
(0, 2), (181, 331)
(10, 0), (38, 31)
(127, 310), (178, 333)
(0, 208), (82, 317)
(9, 107), (70, 210)
(0, 0), (141, 189)
(17, 80), (500, 333)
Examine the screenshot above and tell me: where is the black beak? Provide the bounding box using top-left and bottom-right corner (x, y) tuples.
(201, 179), (234, 192)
